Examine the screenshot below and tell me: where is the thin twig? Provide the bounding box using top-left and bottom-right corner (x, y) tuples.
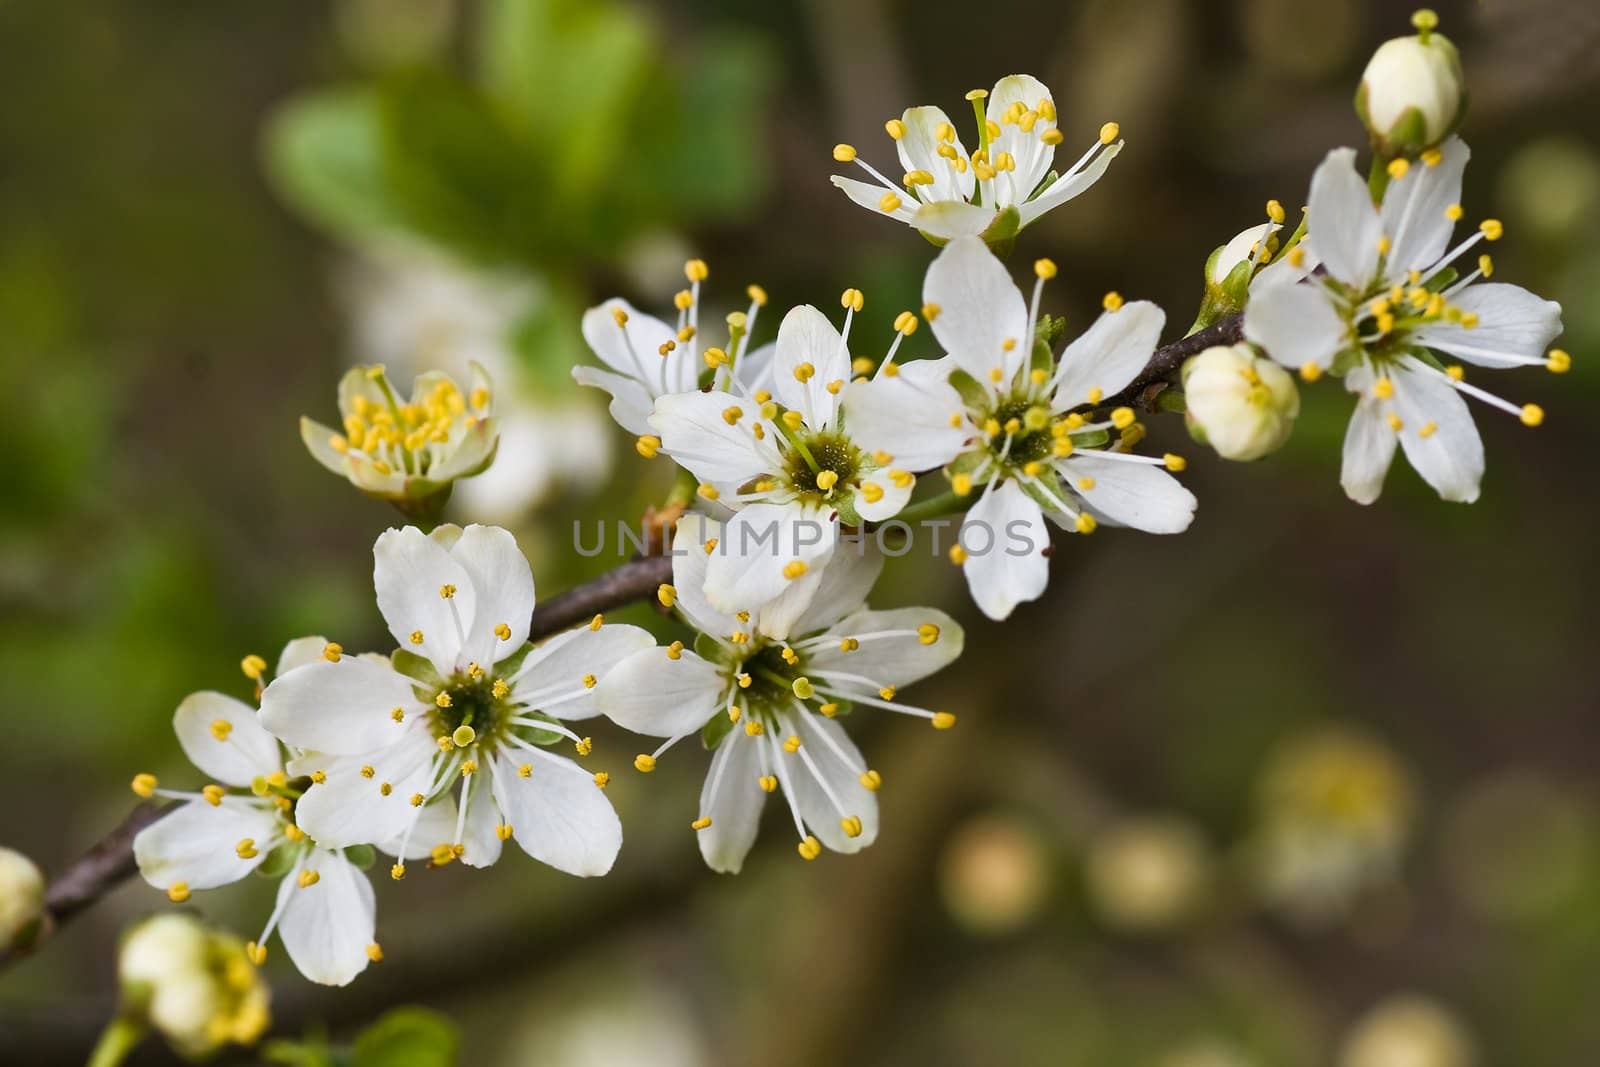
(526, 554), (673, 641)
(1104, 311), (1246, 412)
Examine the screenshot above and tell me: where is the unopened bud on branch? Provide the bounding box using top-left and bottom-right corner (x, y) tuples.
(1182, 344), (1299, 461)
(1356, 10), (1465, 158)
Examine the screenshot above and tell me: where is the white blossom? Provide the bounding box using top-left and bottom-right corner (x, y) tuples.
(119, 913), (270, 1056)
(1182, 343), (1299, 461)
(1357, 10), (1465, 154)
(831, 75), (1122, 242)
(595, 514), (962, 871)
(131, 639), (380, 986)
(1244, 138), (1565, 503)
(846, 237), (1196, 619)
(259, 524), (645, 882)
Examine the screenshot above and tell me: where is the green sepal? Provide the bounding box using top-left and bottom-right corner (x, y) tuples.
(512, 711), (566, 746)
(979, 205), (1021, 255)
(343, 844), (376, 871)
(495, 641), (535, 679)
(387, 485), (454, 531)
(1409, 346), (1447, 373)
(1156, 386), (1187, 415)
(1017, 467), (1067, 512)
(256, 843), (299, 880)
(948, 368), (990, 410)
(1422, 267), (1458, 293)
(693, 631), (723, 661)
(1068, 428), (1111, 448)
(834, 491), (864, 530)
(392, 649), (445, 690)
(701, 708), (735, 751)
(946, 448), (988, 479)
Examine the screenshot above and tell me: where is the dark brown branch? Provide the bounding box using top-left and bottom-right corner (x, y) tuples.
(526, 554), (673, 640)
(1104, 311), (1246, 412)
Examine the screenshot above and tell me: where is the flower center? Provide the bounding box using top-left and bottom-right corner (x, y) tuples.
(982, 393), (1054, 464)
(430, 670), (510, 748)
(779, 429), (862, 500)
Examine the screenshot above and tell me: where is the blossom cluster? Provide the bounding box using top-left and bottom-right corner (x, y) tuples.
(122, 9), (1570, 1002)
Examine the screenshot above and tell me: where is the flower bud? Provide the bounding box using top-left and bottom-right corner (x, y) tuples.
(0, 847), (47, 953)
(1084, 816), (1211, 933)
(1339, 995), (1475, 1067)
(1355, 11), (1465, 157)
(1181, 344), (1299, 461)
(120, 914), (270, 1057)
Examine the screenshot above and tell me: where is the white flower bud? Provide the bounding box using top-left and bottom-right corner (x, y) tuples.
(120, 914), (270, 1057)
(1339, 995), (1475, 1067)
(1356, 11), (1465, 154)
(1182, 344), (1299, 461)
(0, 847), (46, 951)
(1209, 223), (1280, 287)
(1084, 816), (1211, 932)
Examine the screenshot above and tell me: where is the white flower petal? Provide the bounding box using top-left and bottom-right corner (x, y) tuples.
(669, 512), (739, 636)
(1339, 366), (1400, 504)
(513, 623), (657, 721)
(914, 200), (1000, 242)
(373, 526), (476, 674)
(260, 657), (425, 756)
(490, 750), (622, 877)
(594, 646), (726, 738)
(377, 800), (457, 861)
(275, 636), (331, 677)
(649, 390), (779, 488)
(772, 305), (850, 429)
(804, 606), (963, 686)
(133, 799), (278, 891)
(1391, 357), (1483, 503)
(1243, 282), (1349, 371)
(960, 480), (1049, 621)
(173, 692), (282, 787)
(831, 175), (913, 223)
(896, 106), (975, 203)
(299, 418), (348, 477)
(291, 743), (437, 849)
(277, 851), (375, 986)
(842, 357), (970, 472)
(923, 236), (1030, 381)
(702, 501), (838, 616)
(455, 767), (505, 868)
(1015, 140), (1122, 228)
(1380, 136), (1468, 276)
(854, 468), (914, 524)
(779, 710), (878, 854)
(1308, 147), (1381, 288)
(447, 524), (535, 667)
(986, 75), (1058, 203)
(1050, 302), (1165, 410)
(572, 365), (657, 436)
(786, 539), (885, 637)
(1412, 283), (1563, 369)
(581, 299), (691, 392)
(735, 340), (776, 396)
(697, 731), (766, 874)
(1060, 454), (1197, 534)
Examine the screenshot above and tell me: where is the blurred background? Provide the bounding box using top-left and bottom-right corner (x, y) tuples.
(2, 0), (1599, 1063)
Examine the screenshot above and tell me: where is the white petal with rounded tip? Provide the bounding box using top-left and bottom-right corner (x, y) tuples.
(914, 200), (1000, 242)
(260, 657), (425, 756)
(960, 480), (1049, 621)
(786, 539), (885, 637)
(896, 105), (975, 203)
(831, 175), (915, 223)
(924, 237), (1029, 381)
(1340, 366), (1399, 504)
(594, 647), (727, 738)
(291, 742), (437, 850)
(670, 512), (739, 636)
(649, 390), (779, 487)
(1380, 136), (1468, 277)
(1016, 140), (1122, 227)
(805, 606), (964, 686)
(581, 299), (693, 393)
(276, 636), (330, 678)
(773, 305), (850, 430)
(572, 365), (656, 436)
(299, 417), (348, 477)
(779, 710), (878, 854)
(1244, 283), (1349, 371)
(1050, 302), (1165, 410)
(1308, 147), (1381, 288)
(1060, 454), (1197, 534)
(1391, 357), (1483, 503)
(277, 850), (375, 987)
(512, 623), (657, 721)
(735, 340), (776, 396)
(173, 692), (282, 786)
(374, 526), (475, 675)
(378, 800), (456, 860)
(703, 501), (837, 615)
(842, 357), (970, 471)
(133, 799), (278, 891)
(697, 731), (766, 874)
(853, 468), (914, 522)
(448, 524), (535, 667)
(986, 74), (1057, 205)
(490, 750), (621, 877)
(454, 766), (505, 868)
(1412, 283), (1563, 369)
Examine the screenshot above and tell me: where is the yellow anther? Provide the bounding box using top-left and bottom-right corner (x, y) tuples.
(593, 771), (611, 788)
(1480, 219), (1504, 243)
(840, 287), (865, 312)
(703, 346), (729, 368)
(589, 613), (604, 631)
(361, 942), (384, 964)
(1387, 158), (1410, 180)
(390, 863), (406, 881)
(728, 705), (742, 722)
(1099, 121), (1120, 144)
(1478, 254), (1494, 278)
(744, 720), (764, 736)
(921, 303), (943, 325)
(783, 734), (802, 753)
(782, 559), (809, 581)
(672, 289), (694, 312)
(322, 642), (343, 662)
(1445, 203), (1463, 221)
(1041, 127), (1064, 146)
(1446, 365), (1465, 381)
(704, 538), (719, 554)
(1547, 349), (1571, 373)
(167, 882), (190, 903)
(132, 773), (158, 798)
(451, 725), (476, 747)
(839, 637), (860, 652)
(840, 815), (863, 839)
(729, 630), (749, 646)
(1164, 453), (1187, 472)
(283, 823), (306, 842)
(983, 416), (1002, 436)
(692, 817), (713, 831)
(666, 640), (684, 660)
(207, 717), (234, 742)
(798, 836), (822, 861)
(1521, 404), (1544, 427)
(582, 673), (598, 689)
(409, 629), (424, 645)
(379, 782), (393, 796)
(436, 736), (454, 752)
(1264, 199), (1287, 224)
(429, 844), (456, 866)
(931, 711), (957, 730)
(879, 191), (903, 213)
(298, 869), (320, 889)
(1387, 413), (1405, 432)
(1022, 460), (1043, 477)
(815, 469), (839, 492)
(782, 410), (804, 431)
(1418, 421), (1439, 439)
(1076, 513), (1098, 534)
(893, 310), (918, 335)
(611, 307), (631, 329)
(684, 259), (709, 282)
(759, 775), (779, 793)
(737, 673), (753, 689)
(359, 765), (375, 780)
(634, 754), (657, 773)
(203, 784), (226, 805)
(678, 325), (696, 343)
(721, 405), (744, 426)
(747, 284), (769, 306)
(1076, 476), (1097, 491)
(950, 472), (974, 497)
(949, 544), (968, 565)
(1373, 378), (1395, 399)
(1376, 235), (1392, 256)
(235, 837), (257, 859)
(1034, 258), (1058, 280)
(825, 378), (844, 395)
(408, 791), (424, 806)
(1300, 361), (1323, 382)
(859, 769), (883, 792)
(435, 692), (452, 709)
(833, 143), (857, 163)
(884, 118), (906, 139)
(1110, 407), (1136, 430)
(818, 702), (839, 717)
(1101, 290), (1124, 313)
(240, 654), (267, 681)
(861, 481), (884, 504)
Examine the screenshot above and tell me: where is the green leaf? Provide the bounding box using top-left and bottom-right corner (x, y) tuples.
(263, 89), (405, 244)
(351, 1007), (459, 1067)
(701, 708), (735, 750)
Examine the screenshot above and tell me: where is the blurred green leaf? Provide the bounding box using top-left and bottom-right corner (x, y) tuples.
(351, 1007), (459, 1067)
(264, 89), (404, 244)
